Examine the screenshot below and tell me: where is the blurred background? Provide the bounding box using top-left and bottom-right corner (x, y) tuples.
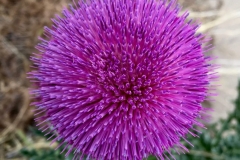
(0, 0), (240, 159)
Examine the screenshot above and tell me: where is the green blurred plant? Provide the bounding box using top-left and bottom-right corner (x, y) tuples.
(20, 81), (240, 160)
(171, 80), (240, 160)
(19, 127), (75, 160)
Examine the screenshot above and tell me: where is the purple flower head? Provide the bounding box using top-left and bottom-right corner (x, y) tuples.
(29, 0), (216, 159)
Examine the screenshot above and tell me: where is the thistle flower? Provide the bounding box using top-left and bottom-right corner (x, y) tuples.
(29, 0), (216, 159)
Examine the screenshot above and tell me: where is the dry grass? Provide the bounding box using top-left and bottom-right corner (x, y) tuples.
(0, 0), (71, 159)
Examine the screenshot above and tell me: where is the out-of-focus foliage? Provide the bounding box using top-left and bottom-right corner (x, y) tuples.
(20, 81), (240, 160)
(20, 127), (74, 160)
(172, 80), (240, 160)
(20, 148), (70, 160)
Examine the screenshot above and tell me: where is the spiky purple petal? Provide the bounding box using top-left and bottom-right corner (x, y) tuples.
(29, 0), (216, 159)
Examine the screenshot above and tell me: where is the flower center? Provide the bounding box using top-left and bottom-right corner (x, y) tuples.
(94, 53), (155, 110)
